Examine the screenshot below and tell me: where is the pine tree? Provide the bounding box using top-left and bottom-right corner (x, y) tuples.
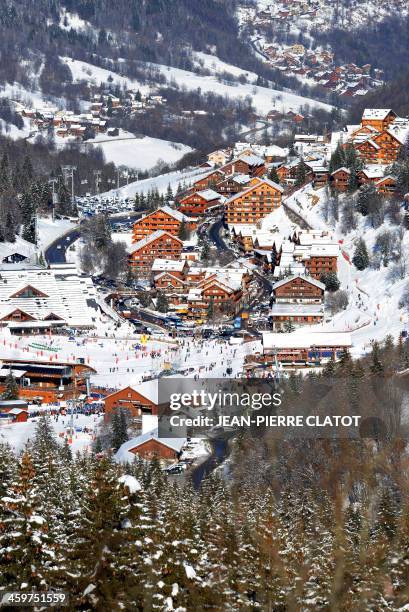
(269, 167), (280, 183)
(62, 457), (129, 609)
(370, 341), (384, 374)
(2, 371), (19, 400)
(22, 219), (36, 244)
(329, 143), (345, 173)
(352, 237), (370, 270)
(294, 162), (306, 187)
(320, 272), (340, 292)
(110, 408), (129, 451)
(0, 452), (53, 591)
(0, 442), (17, 498)
(356, 183), (376, 216)
(156, 291), (169, 313)
(178, 220), (188, 240)
(0, 151), (10, 192)
(20, 191), (35, 226)
(207, 297), (215, 320)
(38, 252), (46, 267)
(403, 209), (409, 230)
(21, 155), (34, 189)
(165, 183), (173, 204)
(4, 211), (16, 243)
(201, 241), (210, 261)
(348, 168), (360, 193)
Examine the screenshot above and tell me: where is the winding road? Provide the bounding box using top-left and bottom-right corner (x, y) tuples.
(44, 212), (146, 265)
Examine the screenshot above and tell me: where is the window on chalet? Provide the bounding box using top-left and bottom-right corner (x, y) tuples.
(43, 313), (63, 321)
(11, 285), (49, 299)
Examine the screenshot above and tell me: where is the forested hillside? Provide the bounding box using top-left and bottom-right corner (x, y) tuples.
(0, 0), (273, 90)
(349, 69), (409, 123)
(313, 13), (409, 80)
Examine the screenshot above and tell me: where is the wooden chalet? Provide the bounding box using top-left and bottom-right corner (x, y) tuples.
(361, 109), (397, 133)
(225, 178), (283, 225)
(272, 275), (325, 304)
(270, 303), (324, 331)
(261, 332), (352, 366)
(192, 169), (225, 191)
(116, 430), (185, 462)
(220, 154), (266, 177)
(0, 359), (96, 403)
(104, 383), (158, 421)
(216, 174), (253, 196)
(178, 189), (221, 216)
(132, 206), (197, 243)
(375, 175), (397, 195)
(129, 231), (183, 276)
(330, 167), (351, 191)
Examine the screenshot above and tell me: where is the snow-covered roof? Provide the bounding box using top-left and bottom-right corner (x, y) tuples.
(8, 407), (28, 415)
(270, 303), (324, 316)
(118, 474), (142, 493)
(230, 173), (253, 185)
(360, 165), (386, 179)
(0, 368), (26, 379)
(151, 259), (186, 272)
(362, 109), (394, 120)
(263, 331), (352, 350)
(0, 399), (28, 407)
(375, 175), (396, 185)
(0, 263), (97, 328)
(331, 167), (350, 175)
(272, 274), (325, 291)
(302, 244), (340, 258)
(156, 205), (196, 223)
(264, 145), (287, 157)
(386, 122), (409, 145)
(105, 380), (158, 405)
(237, 154), (265, 166)
(0, 237), (37, 263)
(154, 272), (187, 284)
(225, 178), (284, 206)
(115, 429), (186, 463)
(195, 189), (221, 201)
(128, 230), (182, 254)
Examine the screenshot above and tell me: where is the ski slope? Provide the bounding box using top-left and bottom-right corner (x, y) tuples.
(87, 131), (192, 171)
(100, 166), (210, 199)
(284, 184), (409, 355)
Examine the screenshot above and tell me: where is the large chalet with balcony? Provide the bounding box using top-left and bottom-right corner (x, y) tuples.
(269, 274), (326, 331)
(132, 206), (197, 242)
(192, 169), (225, 191)
(225, 178), (284, 225)
(178, 189), (221, 216)
(187, 275), (243, 319)
(272, 275), (325, 304)
(341, 109), (409, 168)
(128, 231), (183, 275)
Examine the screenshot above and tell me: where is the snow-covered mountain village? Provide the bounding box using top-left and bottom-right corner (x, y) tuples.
(2, 0), (409, 608)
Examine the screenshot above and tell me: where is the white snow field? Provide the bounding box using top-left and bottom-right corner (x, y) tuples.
(100, 166), (210, 199)
(0, 413), (103, 454)
(87, 131), (192, 171)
